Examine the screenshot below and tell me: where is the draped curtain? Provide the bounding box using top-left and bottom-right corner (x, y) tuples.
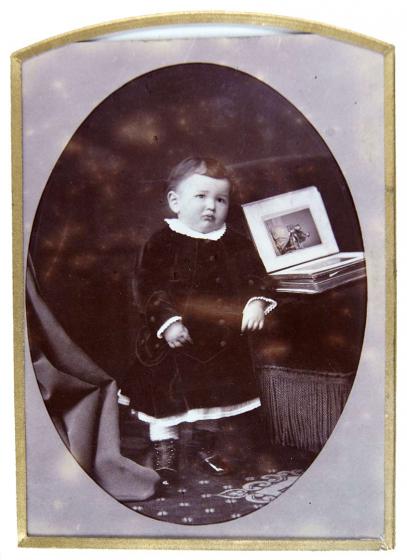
(25, 256), (159, 502)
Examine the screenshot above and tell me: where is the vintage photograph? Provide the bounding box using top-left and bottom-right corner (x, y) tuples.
(242, 186), (342, 272)
(264, 209), (320, 255)
(12, 12), (394, 548)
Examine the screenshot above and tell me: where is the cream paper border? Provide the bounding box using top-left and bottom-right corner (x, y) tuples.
(11, 11), (395, 550)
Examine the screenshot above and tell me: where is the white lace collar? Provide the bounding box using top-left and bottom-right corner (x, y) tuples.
(164, 218), (226, 240)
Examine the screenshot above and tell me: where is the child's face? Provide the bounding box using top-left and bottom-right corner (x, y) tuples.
(168, 173), (230, 233)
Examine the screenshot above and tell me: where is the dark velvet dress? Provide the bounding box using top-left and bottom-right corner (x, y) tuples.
(126, 224), (275, 420)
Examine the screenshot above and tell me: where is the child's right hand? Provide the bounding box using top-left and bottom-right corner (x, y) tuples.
(163, 321), (193, 348)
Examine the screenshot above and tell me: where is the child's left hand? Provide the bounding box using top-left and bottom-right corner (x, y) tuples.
(241, 300), (266, 332)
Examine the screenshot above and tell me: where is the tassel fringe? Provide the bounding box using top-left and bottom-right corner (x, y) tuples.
(258, 365), (355, 452)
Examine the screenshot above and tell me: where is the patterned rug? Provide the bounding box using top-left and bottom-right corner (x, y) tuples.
(124, 468), (303, 525)
(120, 408), (315, 525)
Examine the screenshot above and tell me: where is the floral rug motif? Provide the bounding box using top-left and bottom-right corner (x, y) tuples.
(217, 470), (303, 505)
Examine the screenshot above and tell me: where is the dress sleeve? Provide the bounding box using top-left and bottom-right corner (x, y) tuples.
(136, 231), (182, 334)
(233, 232), (278, 313)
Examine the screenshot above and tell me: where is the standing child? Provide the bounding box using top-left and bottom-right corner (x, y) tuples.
(126, 157), (277, 490)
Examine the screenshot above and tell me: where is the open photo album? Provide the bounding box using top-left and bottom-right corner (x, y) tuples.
(242, 186), (366, 293)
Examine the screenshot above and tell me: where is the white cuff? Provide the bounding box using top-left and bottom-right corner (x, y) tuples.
(244, 296), (278, 316)
(117, 389), (130, 406)
(157, 315), (183, 339)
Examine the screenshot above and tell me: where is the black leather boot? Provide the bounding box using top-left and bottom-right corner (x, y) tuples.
(152, 438), (179, 487)
(192, 429), (234, 476)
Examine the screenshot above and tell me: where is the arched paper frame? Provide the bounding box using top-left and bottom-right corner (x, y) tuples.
(11, 11), (395, 550)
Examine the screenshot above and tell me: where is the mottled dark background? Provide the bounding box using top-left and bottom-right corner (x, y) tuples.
(28, 63), (363, 380)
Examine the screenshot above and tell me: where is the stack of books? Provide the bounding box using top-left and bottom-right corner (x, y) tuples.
(271, 252), (366, 294)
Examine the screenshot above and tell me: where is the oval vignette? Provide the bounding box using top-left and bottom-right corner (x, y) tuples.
(26, 62), (367, 525)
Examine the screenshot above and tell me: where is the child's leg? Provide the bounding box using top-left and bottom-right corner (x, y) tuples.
(192, 419), (221, 454)
(149, 424), (179, 442)
(149, 424), (180, 486)
(194, 419), (219, 433)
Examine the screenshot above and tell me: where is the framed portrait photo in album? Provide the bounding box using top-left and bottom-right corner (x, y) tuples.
(11, 10), (395, 551)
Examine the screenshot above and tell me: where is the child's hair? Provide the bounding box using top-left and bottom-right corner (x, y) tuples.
(167, 157), (232, 193)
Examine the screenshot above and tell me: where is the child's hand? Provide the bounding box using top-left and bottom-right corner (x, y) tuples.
(164, 321), (193, 348)
(241, 300), (266, 332)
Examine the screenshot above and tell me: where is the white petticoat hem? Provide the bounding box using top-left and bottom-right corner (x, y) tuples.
(134, 397), (261, 427)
